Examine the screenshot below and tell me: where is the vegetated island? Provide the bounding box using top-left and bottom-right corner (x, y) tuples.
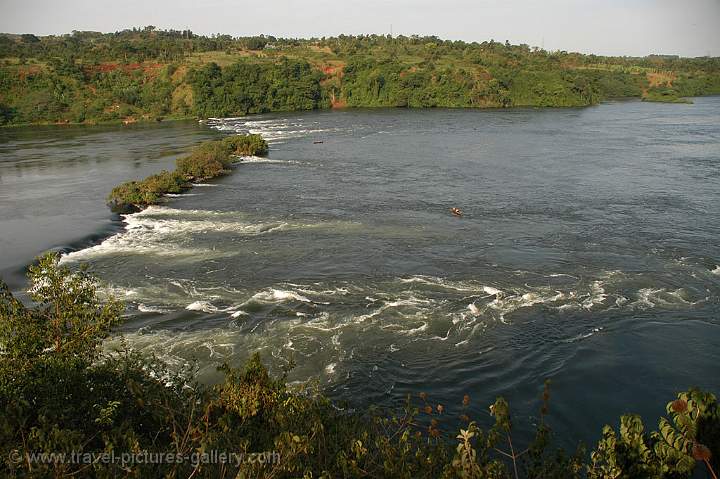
(0, 255), (718, 477)
(107, 133), (267, 212)
(2, 28), (719, 127)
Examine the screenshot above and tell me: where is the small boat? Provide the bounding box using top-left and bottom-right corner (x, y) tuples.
(450, 207), (463, 217)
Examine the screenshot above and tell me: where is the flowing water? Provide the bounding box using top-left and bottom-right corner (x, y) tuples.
(1, 98), (720, 448)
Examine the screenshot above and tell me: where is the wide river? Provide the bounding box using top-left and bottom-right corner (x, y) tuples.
(1, 98), (719, 448)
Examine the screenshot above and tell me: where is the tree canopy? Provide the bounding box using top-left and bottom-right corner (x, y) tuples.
(0, 28), (718, 125)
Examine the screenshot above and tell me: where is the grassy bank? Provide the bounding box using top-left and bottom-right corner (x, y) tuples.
(0, 254), (718, 478)
(106, 133), (268, 212)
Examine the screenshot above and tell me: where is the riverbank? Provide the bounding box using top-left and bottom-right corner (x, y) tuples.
(1, 94), (716, 130)
(0, 114), (195, 129)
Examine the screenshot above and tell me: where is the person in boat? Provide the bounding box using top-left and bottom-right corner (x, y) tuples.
(451, 207), (463, 217)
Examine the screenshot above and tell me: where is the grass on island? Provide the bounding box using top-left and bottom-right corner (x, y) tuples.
(0, 253), (718, 478)
(107, 134), (268, 211)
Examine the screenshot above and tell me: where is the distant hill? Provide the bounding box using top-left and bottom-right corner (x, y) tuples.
(1, 28), (719, 126)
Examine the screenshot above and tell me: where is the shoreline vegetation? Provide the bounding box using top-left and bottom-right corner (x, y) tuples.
(106, 133), (268, 212)
(0, 255), (718, 477)
(2, 29), (719, 127)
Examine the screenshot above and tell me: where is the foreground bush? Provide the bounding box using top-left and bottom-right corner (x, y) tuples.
(0, 254), (717, 478)
(107, 134), (268, 211)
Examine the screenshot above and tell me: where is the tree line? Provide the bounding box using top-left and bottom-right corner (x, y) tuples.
(1, 28), (719, 125)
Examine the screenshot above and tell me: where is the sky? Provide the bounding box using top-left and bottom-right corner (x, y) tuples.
(1, 0), (719, 57)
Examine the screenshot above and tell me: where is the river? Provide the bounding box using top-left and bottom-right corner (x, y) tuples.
(1, 98), (719, 448)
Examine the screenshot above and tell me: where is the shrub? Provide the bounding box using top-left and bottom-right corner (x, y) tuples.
(175, 141), (232, 179)
(107, 180), (157, 209)
(173, 134), (268, 179)
(107, 170), (188, 210)
(142, 169), (187, 195)
(588, 390), (720, 478)
(221, 133), (268, 156)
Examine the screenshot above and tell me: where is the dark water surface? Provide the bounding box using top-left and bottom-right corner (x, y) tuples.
(0, 122), (221, 285)
(1, 99), (719, 448)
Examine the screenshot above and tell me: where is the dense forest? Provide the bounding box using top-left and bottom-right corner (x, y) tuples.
(1, 27), (719, 125)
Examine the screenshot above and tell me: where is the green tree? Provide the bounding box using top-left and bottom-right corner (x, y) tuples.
(0, 253), (121, 367)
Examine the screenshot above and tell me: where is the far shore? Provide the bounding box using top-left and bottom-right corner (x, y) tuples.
(2, 95), (712, 130)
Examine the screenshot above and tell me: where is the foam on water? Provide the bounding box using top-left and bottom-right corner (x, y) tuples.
(248, 288), (312, 304)
(239, 155), (301, 165)
(483, 286), (502, 296)
(399, 275), (484, 292)
(581, 281), (608, 309)
(60, 205), (361, 264)
(564, 327), (604, 343)
(100, 266), (716, 389)
(115, 270), (708, 332)
(632, 288), (696, 309)
(186, 300), (220, 313)
(59, 196), (714, 389)
(135, 206), (246, 218)
(399, 274), (619, 322)
(137, 303), (172, 314)
(206, 117), (345, 144)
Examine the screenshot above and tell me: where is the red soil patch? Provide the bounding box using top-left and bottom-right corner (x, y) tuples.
(321, 65), (345, 80)
(399, 66), (419, 78)
(330, 92), (347, 109)
(647, 71), (674, 88)
(474, 68), (492, 81)
(91, 63), (119, 73)
(17, 65), (42, 79)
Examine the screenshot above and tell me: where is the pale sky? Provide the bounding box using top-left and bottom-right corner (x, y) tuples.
(1, 0), (719, 57)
